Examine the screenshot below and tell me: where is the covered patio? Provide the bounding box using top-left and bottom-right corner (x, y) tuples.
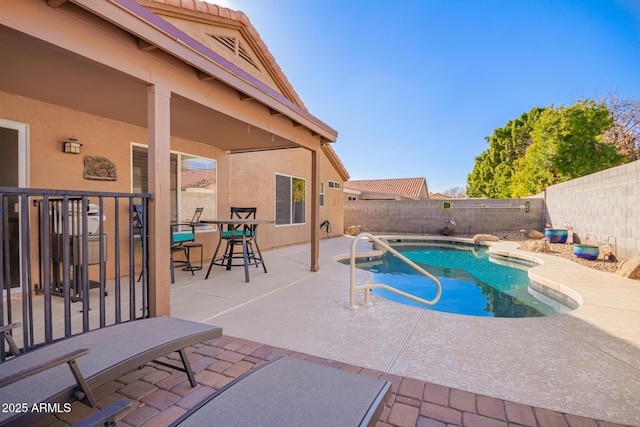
(0, 0), (337, 322)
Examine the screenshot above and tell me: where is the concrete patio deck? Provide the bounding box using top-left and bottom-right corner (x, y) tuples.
(39, 235), (640, 426)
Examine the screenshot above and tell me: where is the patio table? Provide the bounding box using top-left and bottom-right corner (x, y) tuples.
(200, 218), (273, 282)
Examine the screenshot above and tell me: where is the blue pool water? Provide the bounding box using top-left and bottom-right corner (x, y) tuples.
(349, 245), (570, 318)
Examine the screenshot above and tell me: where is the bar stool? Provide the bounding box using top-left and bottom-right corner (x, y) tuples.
(182, 243), (202, 271)
(181, 207), (204, 272)
(205, 207), (266, 282)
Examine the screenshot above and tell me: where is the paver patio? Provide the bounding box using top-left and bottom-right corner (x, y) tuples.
(46, 335), (628, 427)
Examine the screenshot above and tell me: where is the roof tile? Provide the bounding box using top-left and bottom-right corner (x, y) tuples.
(344, 178), (428, 199)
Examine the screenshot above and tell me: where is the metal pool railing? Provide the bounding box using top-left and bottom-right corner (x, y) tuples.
(348, 232), (442, 310)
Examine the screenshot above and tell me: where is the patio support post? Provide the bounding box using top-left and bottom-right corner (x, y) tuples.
(147, 83), (172, 317)
(310, 148), (320, 271)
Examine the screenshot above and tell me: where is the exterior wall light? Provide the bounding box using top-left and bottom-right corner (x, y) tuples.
(63, 137), (82, 154)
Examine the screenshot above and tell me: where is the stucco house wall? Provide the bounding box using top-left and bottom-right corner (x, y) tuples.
(1, 90), (347, 279)
(227, 147), (345, 249)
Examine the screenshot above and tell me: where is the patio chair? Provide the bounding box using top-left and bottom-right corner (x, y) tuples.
(132, 204), (196, 283)
(170, 355), (391, 427)
(181, 207), (204, 272)
(0, 317), (222, 426)
(170, 222), (196, 282)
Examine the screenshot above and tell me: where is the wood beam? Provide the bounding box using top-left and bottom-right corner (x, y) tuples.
(238, 92), (253, 102)
(197, 70), (214, 81)
(47, 0), (69, 8)
(137, 39), (158, 52)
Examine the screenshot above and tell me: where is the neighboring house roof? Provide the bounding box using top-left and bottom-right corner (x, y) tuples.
(181, 169), (216, 190)
(429, 192), (449, 199)
(344, 178), (429, 200)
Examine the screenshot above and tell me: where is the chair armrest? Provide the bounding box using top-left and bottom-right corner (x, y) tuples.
(1, 323), (21, 356)
(172, 223), (196, 233)
(71, 399), (131, 427)
(0, 323), (21, 334)
(0, 348), (97, 407)
(0, 348), (90, 388)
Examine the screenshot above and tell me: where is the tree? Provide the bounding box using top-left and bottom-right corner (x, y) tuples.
(467, 100), (627, 198)
(549, 100), (622, 179)
(442, 186), (467, 198)
(599, 94), (640, 161)
(466, 108), (543, 197)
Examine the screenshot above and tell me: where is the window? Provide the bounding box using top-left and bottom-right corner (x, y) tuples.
(275, 173), (305, 225)
(319, 183), (325, 207)
(328, 180), (341, 189)
(132, 145), (217, 224)
(347, 196), (357, 201)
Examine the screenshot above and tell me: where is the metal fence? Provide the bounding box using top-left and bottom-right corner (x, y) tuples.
(0, 187), (152, 360)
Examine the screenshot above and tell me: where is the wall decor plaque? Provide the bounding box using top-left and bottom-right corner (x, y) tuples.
(83, 155), (117, 181)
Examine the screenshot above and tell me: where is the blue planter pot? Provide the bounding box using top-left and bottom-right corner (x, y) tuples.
(544, 228), (568, 244)
(574, 244), (599, 260)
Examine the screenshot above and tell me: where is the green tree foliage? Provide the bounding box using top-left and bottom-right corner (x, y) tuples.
(467, 108), (542, 197)
(467, 100), (626, 198)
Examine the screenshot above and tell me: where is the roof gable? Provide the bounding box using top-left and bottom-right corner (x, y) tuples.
(138, 0), (306, 110)
(322, 145), (350, 182)
(344, 178), (429, 200)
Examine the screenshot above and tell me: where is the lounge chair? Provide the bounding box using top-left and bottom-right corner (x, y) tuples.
(0, 317), (222, 426)
(170, 355), (392, 427)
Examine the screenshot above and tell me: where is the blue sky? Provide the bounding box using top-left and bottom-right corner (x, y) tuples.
(212, 0), (640, 193)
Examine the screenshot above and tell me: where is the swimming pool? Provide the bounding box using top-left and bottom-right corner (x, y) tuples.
(348, 244), (572, 317)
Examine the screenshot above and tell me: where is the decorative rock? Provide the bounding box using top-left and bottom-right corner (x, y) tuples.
(440, 226), (456, 236)
(521, 240), (550, 253)
(473, 234), (499, 243)
(616, 257), (640, 280)
(347, 225), (361, 236)
(527, 230), (545, 239)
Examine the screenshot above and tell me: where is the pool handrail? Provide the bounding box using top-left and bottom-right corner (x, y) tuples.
(349, 233), (442, 309)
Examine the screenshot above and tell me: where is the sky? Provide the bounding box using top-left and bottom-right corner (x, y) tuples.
(209, 0), (640, 193)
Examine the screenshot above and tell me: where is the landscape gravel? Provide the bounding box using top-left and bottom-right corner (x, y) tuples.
(497, 231), (621, 274)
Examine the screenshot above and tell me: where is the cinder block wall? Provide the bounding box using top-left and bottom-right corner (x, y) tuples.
(545, 160), (640, 259)
(344, 160), (640, 260)
(344, 198), (544, 237)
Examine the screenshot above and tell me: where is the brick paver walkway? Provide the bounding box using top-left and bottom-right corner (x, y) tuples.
(46, 336), (630, 427)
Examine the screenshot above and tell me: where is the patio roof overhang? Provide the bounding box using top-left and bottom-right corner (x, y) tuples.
(0, 0), (338, 152)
